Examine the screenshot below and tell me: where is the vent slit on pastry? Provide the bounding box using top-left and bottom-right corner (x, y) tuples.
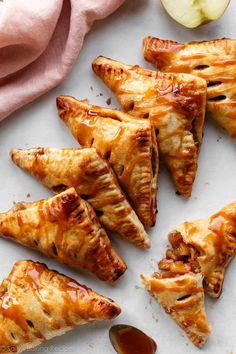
(51, 242), (58, 256)
(208, 95), (227, 102)
(207, 81), (222, 88)
(194, 65), (210, 71)
(143, 37), (236, 140)
(92, 56), (207, 198)
(176, 294), (191, 302)
(0, 260), (121, 353)
(11, 147), (150, 248)
(95, 209), (104, 217)
(56, 98), (158, 227)
(0, 188), (127, 282)
(26, 320), (35, 329)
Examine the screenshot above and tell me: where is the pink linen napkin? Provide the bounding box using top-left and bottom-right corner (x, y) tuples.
(0, 0), (125, 120)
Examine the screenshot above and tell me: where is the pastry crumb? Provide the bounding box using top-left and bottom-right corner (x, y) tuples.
(217, 136), (222, 142)
(135, 285), (141, 290)
(99, 93), (103, 96)
(26, 193), (31, 198)
(106, 97), (112, 105)
(81, 98), (89, 103)
(90, 86), (94, 91)
(152, 313), (158, 322)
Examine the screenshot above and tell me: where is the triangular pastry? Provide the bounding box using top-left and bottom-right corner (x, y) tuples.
(0, 188), (126, 282)
(0, 260), (121, 353)
(56, 96), (158, 227)
(92, 56), (207, 197)
(164, 201), (236, 298)
(141, 273), (211, 348)
(143, 37), (236, 139)
(11, 147), (150, 249)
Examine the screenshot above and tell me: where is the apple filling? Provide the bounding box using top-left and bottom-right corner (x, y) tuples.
(154, 231), (201, 279)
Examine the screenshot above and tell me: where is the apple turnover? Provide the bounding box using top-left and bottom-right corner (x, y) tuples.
(56, 96), (158, 227)
(92, 56), (207, 197)
(141, 273), (211, 347)
(0, 260), (121, 353)
(143, 37), (236, 139)
(11, 147), (150, 248)
(0, 188), (126, 282)
(164, 201), (236, 298)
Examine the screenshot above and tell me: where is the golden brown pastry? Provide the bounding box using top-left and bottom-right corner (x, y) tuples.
(56, 96), (158, 227)
(0, 260), (121, 353)
(92, 56), (207, 197)
(164, 201), (236, 298)
(11, 147), (150, 249)
(0, 188), (126, 282)
(143, 37), (236, 139)
(141, 273), (211, 348)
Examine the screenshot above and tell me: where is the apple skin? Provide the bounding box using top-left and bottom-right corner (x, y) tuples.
(160, 0), (231, 29)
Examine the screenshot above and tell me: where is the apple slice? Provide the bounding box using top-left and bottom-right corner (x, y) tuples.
(161, 0), (230, 28)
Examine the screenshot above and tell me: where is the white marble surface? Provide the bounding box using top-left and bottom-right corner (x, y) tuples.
(0, 1), (236, 353)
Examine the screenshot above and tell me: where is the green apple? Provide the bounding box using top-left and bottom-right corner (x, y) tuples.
(161, 0), (231, 28)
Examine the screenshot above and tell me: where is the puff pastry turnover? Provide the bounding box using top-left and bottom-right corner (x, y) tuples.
(92, 56), (207, 197)
(0, 260), (121, 353)
(56, 96), (158, 227)
(141, 273), (211, 348)
(163, 201), (236, 298)
(143, 37), (236, 139)
(0, 188), (126, 282)
(11, 147), (150, 249)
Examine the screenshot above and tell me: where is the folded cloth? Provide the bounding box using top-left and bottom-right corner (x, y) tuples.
(0, 0), (124, 120)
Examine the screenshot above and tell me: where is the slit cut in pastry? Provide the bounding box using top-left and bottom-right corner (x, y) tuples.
(56, 96), (158, 227)
(11, 147), (150, 249)
(92, 56), (207, 198)
(0, 260), (121, 353)
(0, 188), (126, 282)
(143, 37), (236, 139)
(141, 273), (211, 348)
(162, 201), (236, 298)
